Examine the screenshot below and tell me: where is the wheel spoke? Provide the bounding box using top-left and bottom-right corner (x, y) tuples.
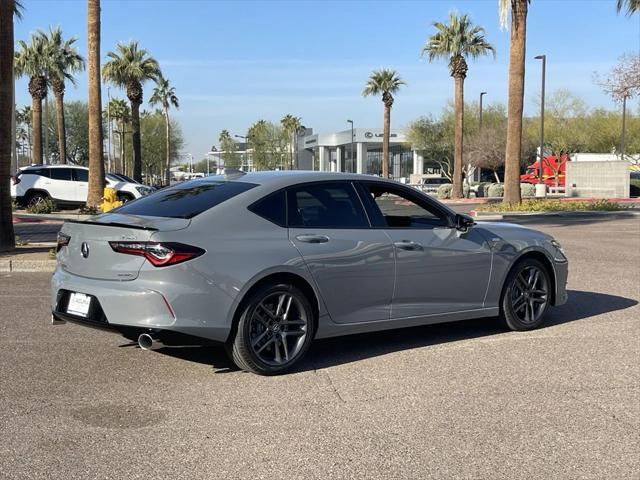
(280, 334), (289, 361)
(251, 329), (269, 348)
(256, 336), (275, 354)
(274, 338), (282, 363)
(257, 303), (276, 320)
(283, 329), (305, 337)
(512, 295), (526, 312)
(282, 317), (305, 326)
(282, 295), (293, 320)
(516, 274), (528, 292)
(531, 296), (547, 304)
(529, 269), (540, 289)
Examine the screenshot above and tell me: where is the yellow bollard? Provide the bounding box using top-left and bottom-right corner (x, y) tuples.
(101, 187), (123, 212)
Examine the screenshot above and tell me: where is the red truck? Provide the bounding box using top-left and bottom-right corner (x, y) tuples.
(520, 153), (569, 187)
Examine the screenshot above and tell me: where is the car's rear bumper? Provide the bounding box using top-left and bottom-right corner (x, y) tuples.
(51, 265), (235, 343)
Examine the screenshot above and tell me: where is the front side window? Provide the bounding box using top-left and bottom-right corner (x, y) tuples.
(114, 180), (257, 219)
(287, 182), (368, 228)
(72, 169), (89, 182)
(362, 183), (450, 229)
(49, 168), (73, 181)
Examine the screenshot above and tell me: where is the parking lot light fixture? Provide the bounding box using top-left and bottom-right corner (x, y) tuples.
(534, 55), (546, 195)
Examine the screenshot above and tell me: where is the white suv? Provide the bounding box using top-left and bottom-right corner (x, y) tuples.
(11, 165), (154, 208)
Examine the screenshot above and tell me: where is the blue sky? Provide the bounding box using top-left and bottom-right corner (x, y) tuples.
(14, 0), (640, 159)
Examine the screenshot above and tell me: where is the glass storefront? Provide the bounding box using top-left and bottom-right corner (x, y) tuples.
(366, 146), (413, 178)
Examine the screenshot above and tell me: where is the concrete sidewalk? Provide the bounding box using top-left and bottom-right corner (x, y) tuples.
(0, 245), (57, 273)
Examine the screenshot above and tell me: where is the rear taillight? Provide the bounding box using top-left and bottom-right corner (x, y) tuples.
(108, 241), (205, 267)
(11, 176), (20, 186)
(56, 233), (71, 252)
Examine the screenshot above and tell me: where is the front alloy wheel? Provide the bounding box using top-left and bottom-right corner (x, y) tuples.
(229, 283), (315, 375)
(501, 259), (551, 331)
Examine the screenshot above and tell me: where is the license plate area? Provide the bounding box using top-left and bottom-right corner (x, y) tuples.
(67, 292), (92, 317)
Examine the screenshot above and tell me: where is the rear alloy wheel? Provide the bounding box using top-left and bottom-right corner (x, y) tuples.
(229, 283), (315, 375)
(27, 191), (49, 209)
(500, 258), (551, 331)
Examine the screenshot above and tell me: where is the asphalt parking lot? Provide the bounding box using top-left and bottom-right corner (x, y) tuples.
(1, 215), (638, 479)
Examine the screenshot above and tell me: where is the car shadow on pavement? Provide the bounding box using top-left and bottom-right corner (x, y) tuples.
(153, 289), (638, 373)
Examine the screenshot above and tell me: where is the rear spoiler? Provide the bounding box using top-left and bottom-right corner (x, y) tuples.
(64, 219), (159, 231)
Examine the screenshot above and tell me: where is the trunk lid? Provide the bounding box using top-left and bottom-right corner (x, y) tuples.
(58, 214), (190, 281)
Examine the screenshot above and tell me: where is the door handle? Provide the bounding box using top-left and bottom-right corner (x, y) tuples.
(295, 234), (330, 244)
(394, 240), (423, 251)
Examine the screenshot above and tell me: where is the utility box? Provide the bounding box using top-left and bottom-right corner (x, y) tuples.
(566, 161), (630, 198)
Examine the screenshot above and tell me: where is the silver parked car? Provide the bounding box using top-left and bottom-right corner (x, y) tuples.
(52, 171), (568, 375)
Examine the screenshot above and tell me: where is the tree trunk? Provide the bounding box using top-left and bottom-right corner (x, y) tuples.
(382, 104), (390, 178)
(503, 0), (528, 204)
(87, 0), (105, 209)
(452, 75), (464, 199)
(131, 101), (142, 183)
(54, 91), (67, 164)
(165, 108), (171, 186)
(31, 96), (43, 164)
(0, 0), (16, 251)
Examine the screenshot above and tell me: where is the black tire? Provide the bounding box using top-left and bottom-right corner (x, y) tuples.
(26, 191), (50, 209)
(228, 282), (316, 375)
(500, 258), (552, 331)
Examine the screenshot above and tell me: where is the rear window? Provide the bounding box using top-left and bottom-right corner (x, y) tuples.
(114, 180), (257, 219)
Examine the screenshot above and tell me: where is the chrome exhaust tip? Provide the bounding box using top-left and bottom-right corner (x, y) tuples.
(138, 333), (159, 350)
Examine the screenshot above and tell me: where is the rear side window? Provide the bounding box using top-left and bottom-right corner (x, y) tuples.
(22, 168), (49, 178)
(114, 180), (257, 219)
(249, 190), (286, 227)
(287, 182), (369, 228)
(73, 169), (88, 182)
(50, 168), (73, 181)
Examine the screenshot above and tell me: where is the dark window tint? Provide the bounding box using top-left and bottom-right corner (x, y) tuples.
(72, 169), (88, 182)
(363, 183), (449, 229)
(22, 168), (49, 178)
(287, 182), (368, 228)
(249, 190), (286, 226)
(114, 180), (256, 219)
(49, 168), (73, 181)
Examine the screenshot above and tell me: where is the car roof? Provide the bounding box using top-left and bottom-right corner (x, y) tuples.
(22, 164), (87, 170)
(190, 170), (404, 190)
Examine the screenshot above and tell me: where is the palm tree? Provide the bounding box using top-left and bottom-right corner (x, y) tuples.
(149, 76), (178, 186)
(280, 114), (302, 170)
(87, 0), (104, 208)
(103, 41), (161, 182)
(499, 0), (528, 204)
(108, 98), (129, 174)
(14, 33), (50, 165)
(1, 0), (21, 251)
(617, 0), (639, 15)
(362, 69), (405, 178)
(423, 12), (494, 199)
(39, 27), (84, 164)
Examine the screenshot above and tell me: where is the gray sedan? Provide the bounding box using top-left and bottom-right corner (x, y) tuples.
(51, 171), (568, 375)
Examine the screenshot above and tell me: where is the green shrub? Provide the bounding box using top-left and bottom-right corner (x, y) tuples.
(26, 197), (55, 214)
(437, 183), (452, 199)
(520, 183), (536, 197)
(487, 183), (504, 198)
(477, 199), (622, 213)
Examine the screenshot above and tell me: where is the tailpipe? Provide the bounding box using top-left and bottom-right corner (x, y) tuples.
(138, 333), (160, 351)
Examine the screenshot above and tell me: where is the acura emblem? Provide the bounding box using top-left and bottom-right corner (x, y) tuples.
(81, 242), (90, 258)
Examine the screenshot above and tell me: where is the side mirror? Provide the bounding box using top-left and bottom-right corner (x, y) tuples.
(455, 213), (475, 231)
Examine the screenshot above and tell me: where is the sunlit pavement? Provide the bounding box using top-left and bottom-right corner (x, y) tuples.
(0, 216), (638, 479)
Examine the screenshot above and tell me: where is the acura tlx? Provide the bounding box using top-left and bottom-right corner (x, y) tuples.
(52, 171), (568, 375)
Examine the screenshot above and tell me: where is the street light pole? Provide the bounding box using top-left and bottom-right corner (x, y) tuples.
(106, 87), (111, 172)
(534, 54), (546, 197)
(479, 92), (487, 130)
(347, 119), (354, 172)
(621, 94), (627, 159)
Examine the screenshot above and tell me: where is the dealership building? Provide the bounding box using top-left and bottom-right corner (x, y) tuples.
(297, 128), (439, 180)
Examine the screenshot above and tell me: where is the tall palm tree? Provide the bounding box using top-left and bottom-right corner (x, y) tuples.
(617, 0), (640, 15)
(1, 0), (21, 251)
(39, 27), (84, 164)
(149, 76), (178, 186)
(281, 114), (302, 169)
(499, 0), (528, 204)
(103, 41), (161, 183)
(362, 69), (405, 178)
(423, 12), (494, 199)
(87, 0), (104, 208)
(14, 33), (50, 165)
(108, 97), (129, 174)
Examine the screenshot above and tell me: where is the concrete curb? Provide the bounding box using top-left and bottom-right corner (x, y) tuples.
(471, 209), (640, 220)
(14, 212), (93, 222)
(0, 259), (56, 273)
